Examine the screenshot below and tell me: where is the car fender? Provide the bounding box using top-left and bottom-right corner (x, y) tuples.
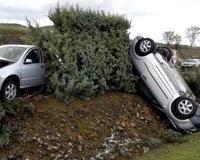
(0, 63), (21, 90)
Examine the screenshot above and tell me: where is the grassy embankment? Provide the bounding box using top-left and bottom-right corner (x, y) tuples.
(0, 23), (28, 44)
(136, 132), (200, 160)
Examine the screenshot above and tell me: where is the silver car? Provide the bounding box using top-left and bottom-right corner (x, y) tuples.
(181, 59), (200, 67)
(0, 44), (45, 101)
(129, 36), (200, 132)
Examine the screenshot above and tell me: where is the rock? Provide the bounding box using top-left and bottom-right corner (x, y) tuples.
(134, 133), (139, 137)
(105, 113), (109, 116)
(140, 116), (145, 120)
(8, 155), (22, 160)
(119, 147), (129, 156)
(77, 134), (83, 142)
(121, 121), (126, 128)
(78, 145), (83, 152)
(143, 147), (150, 153)
(52, 146), (59, 150)
(116, 126), (124, 131)
(136, 144), (141, 149)
(56, 133), (61, 137)
(55, 154), (62, 159)
(109, 155), (116, 159)
(136, 112), (140, 118)
(130, 122), (136, 127)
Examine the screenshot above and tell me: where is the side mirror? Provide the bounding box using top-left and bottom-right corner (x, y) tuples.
(25, 58), (32, 64)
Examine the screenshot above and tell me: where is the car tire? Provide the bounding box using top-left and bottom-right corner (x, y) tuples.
(135, 38), (156, 56)
(2, 80), (18, 102)
(161, 47), (173, 61)
(173, 97), (197, 119)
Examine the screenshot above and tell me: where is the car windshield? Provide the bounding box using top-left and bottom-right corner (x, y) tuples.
(0, 46), (26, 62)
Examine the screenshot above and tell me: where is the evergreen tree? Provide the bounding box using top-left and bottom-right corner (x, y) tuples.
(27, 5), (135, 103)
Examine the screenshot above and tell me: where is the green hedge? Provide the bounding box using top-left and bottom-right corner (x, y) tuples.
(181, 67), (200, 97)
(27, 5), (135, 103)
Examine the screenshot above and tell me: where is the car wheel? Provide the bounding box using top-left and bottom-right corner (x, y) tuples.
(2, 80), (18, 102)
(173, 97), (197, 119)
(161, 47), (173, 61)
(135, 38), (156, 56)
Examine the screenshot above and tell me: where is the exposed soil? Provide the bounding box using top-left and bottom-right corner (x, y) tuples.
(0, 92), (166, 160)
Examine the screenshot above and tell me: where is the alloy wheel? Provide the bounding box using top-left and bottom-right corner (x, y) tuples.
(5, 84), (17, 101)
(139, 40), (152, 53)
(178, 99), (194, 115)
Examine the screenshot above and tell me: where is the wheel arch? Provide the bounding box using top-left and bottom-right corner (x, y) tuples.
(2, 75), (20, 89)
(171, 96), (197, 120)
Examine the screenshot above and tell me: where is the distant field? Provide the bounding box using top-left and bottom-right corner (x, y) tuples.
(0, 23), (29, 44)
(157, 43), (200, 60)
(178, 47), (200, 59)
(0, 23), (28, 35)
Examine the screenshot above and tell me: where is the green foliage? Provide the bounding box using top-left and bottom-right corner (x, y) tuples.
(0, 125), (10, 147)
(143, 137), (162, 149)
(0, 100), (35, 147)
(27, 5), (135, 103)
(180, 67), (200, 97)
(136, 132), (200, 160)
(159, 129), (186, 143)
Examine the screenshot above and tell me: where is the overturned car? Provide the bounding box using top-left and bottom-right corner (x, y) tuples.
(129, 36), (200, 132)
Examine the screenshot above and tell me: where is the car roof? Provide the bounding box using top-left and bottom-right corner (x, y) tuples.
(0, 44), (37, 49)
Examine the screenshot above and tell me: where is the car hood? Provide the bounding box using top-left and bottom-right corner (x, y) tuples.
(0, 57), (15, 63)
(0, 57), (14, 69)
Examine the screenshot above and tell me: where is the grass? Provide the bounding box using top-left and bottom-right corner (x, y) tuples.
(136, 132), (200, 160)
(178, 47), (200, 59)
(0, 23), (28, 35)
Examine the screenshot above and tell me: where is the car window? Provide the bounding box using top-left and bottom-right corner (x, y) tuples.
(24, 49), (42, 64)
(0, 46), (26, 62)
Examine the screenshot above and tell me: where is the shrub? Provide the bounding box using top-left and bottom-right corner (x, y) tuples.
(180, 67), (200, 97)
(159, 129), (186, 143)
(27, 5), (135, 103)
(143, 137), (162, 149)
(0, 100), (35, 147)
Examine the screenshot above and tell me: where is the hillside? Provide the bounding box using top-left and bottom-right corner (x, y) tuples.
(178, 46), (200, 59)
(0, 93), (166, 159)
(0, 23), (28, 44)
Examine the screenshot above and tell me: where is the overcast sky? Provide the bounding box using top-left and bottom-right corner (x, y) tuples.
(1, 0), (200, 45)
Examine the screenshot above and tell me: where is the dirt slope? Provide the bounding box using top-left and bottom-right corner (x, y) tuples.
(0, 92), (166, 160)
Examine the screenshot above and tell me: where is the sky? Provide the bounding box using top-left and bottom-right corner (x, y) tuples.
(1, 0), (200, 45)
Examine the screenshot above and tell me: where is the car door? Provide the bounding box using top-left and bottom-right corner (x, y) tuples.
(21, 48), (45, 88)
